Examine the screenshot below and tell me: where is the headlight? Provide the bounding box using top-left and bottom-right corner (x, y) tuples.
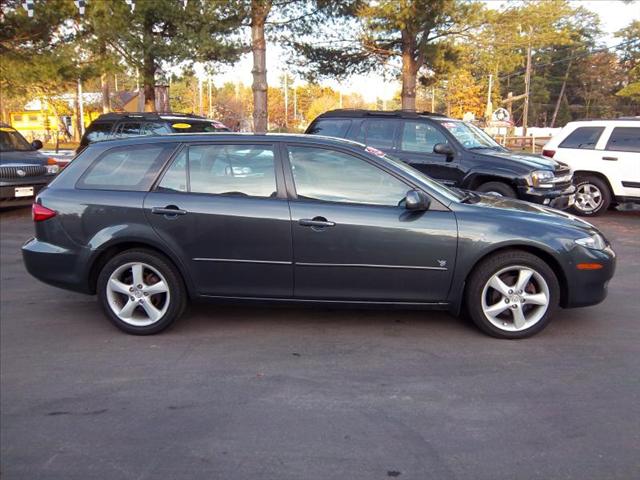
(575, 233), (607, 250)
(527, 170), (555, 188)
(46, 164), (59, 175)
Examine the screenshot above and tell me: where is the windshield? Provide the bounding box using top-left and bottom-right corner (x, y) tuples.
(168, 120), (229, 133)
(437, 120), (503, 150)
(0, 128), (33, 152)
(363, 146), (464, 203)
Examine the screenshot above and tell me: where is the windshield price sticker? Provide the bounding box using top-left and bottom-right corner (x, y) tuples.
(172, 123), (192, 129)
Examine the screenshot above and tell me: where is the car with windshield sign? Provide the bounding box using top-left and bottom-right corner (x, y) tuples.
(22, 133), (614, 339)
(306, 110), (576, 209)
(0, 123), (59, 207)
(77, 112), (229, 153)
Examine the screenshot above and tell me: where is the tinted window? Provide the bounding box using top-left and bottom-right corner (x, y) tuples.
(143, 122), (171, 135)
(168, 121), (229, 133)
(559, 127), (604, 149)
(362, 119), (399, 149)
(118, 123), (142, 137)
(0, 128), (33, 152)
(307, 119), (351, 137)
(84, 123), (112, 143)
(158, 144), (277, 198)
(78, 144), (175, 191)
(401, 121), (448, 153)
(605, 127), (640, 153)
(288, 146), (408, 206)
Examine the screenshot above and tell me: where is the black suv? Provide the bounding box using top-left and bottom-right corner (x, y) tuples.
(306, 110), (575, 209)
(23, 134), (615, 339)
(78, 112), (229, 153)
(0, 124), (59, 207)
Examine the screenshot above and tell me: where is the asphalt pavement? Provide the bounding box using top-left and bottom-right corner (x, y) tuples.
(1, 206), (639, 480)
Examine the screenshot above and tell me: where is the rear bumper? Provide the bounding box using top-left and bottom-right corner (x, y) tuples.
(22, 237), (93, 294)
(563, 245), (616, 308)
(517, 184), (576, 210)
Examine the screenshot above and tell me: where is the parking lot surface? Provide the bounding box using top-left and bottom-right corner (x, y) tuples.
(1, 206), (639, 480)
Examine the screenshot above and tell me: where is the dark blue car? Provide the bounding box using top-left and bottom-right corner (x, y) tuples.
(0, 124), (59, 207)
(22, 133), (615, 338)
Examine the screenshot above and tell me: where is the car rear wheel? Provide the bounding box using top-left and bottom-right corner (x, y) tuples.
(571, 175), (611, 216)
(476, 181), (517, 198)
(97, 249), (187, 335)
(465, 250), (560, 339)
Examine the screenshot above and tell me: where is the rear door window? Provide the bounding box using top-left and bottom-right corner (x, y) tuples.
(306, 119), (351, 138)
(401, 121), (448, 153)
(117, 123), (143, 137)
(605, 127), (640, 153)
(168, 121), (228, 133)
(78, 143), (176, 191)
(559, 127), (604, 149)
(158, 144), (277, 198)
(362, 119), (399, 149)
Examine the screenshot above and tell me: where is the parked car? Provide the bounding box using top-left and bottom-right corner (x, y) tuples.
(542, 119), (640, 216)
(306, 110), (575, 209)
(0, 124), (59, 208)
(77, 112), (229, 153)
(23, 134), (615, 339)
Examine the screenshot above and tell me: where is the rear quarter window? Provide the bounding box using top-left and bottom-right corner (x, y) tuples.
(306, 119), (351, 138)
(77, 143), (176, 191)
(605, 127), (640, 153)
(83, 123), (113, 143)
(558, 127), (604, 149)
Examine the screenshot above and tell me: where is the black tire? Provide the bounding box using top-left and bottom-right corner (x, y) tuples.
(571, 175), (611, 216)
(465, 250), (560, 339)
(97, 249), (187, 335)
(476, 181), (517, 198)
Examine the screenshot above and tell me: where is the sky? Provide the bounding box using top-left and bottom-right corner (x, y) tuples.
(201, 0), (639, 102)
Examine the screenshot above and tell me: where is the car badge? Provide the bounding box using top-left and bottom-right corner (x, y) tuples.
(437, 260), (447, 267)
(16, 169), (26, 177)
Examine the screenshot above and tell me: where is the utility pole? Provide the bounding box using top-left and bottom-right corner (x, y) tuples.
(485, 74), (493, 121)
(550, 58), (572, 128)
(77, 78), (85, 136)
(208, 77), (212, 119)
(522, 28), (533, 136)
(431, 86), (435, 112)
(198, 77), (203, 116)
(283, 71), (288, 128)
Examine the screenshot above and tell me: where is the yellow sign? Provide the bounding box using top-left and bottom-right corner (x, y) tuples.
(172, 123), (192, 129)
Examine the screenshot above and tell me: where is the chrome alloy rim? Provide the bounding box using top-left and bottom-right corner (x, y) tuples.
(575, 183), (603, 213)
(481, 265), (550, 332)
(106, 262), (170, 326)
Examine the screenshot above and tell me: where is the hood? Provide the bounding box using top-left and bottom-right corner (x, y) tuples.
(0, 149), (47, 166)
(477, 149), (561, 171)
(470, 193), (595, 231)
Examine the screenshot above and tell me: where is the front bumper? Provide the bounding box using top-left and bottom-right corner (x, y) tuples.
(563, 244), (616, 308)
(517, 183), (576, 210)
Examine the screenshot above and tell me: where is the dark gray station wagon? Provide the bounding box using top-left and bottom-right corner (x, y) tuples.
(23, 134), (615, 338)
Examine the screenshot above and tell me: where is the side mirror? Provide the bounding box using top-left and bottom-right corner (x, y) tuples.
(404, 189), (431, 211)
(433, 142), (454, 161)
(31, 140), (43, 150)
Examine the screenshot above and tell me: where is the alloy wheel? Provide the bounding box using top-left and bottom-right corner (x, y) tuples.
(481, 265), (550, 332)
(575, 183), (603, 213)
(106, 262), (170, 327)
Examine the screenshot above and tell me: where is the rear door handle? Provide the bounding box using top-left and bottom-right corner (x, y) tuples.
(152, 205), (187, 216)
(602, 156), (618, 161)
(299, 217), (336, 228)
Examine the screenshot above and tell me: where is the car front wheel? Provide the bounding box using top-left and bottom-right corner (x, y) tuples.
(571, 176), (611, 216)
(465, 250), (560, 339)
(97, 249), (187, 335)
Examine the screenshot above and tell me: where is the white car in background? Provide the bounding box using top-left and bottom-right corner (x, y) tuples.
(542, 119), (640, 216)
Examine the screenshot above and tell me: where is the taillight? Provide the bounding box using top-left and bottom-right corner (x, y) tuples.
(32, 203), (56, 222)
(542, 149), (555, 158)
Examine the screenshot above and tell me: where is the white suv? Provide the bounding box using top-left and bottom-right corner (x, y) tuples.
(543, 119), (639, 216)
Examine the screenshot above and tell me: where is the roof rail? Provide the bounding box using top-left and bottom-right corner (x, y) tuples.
(317, 109), (450, 119)
(95, 112), (207, 121)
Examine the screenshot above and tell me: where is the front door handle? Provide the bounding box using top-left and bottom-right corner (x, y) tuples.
(152, 205), (187, 216)
(602, 156), (618, 161)
(299, 217), (336, 228)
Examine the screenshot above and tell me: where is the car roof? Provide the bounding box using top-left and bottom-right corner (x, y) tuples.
(564, 118), (640, 127)
(93, 112), (209, 122)
(313, 109), (451, 120)
(82, 132), (368, 149)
